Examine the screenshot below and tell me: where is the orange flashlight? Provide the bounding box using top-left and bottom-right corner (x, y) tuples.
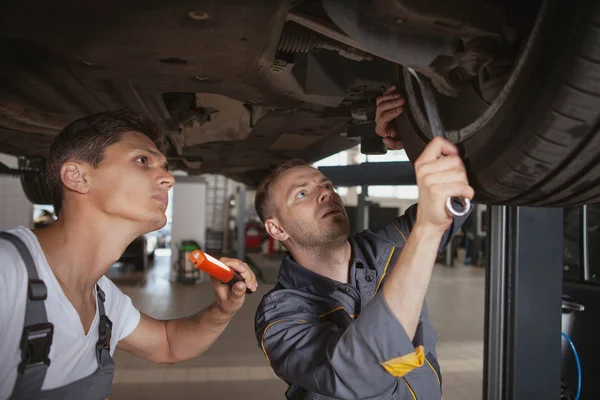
(188, 250), (252, 294)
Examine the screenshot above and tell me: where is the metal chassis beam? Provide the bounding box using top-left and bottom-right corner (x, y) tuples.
(484, 206), (563, 399)
(318, 162), (416, 187)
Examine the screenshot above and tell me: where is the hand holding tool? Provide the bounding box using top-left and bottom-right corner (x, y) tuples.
(188, 250), (253, 295)
(407, 68), (472, 217)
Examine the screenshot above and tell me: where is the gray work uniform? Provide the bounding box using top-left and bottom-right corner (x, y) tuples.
(0, 232), (115, 400)
(255, 204), (468, 400)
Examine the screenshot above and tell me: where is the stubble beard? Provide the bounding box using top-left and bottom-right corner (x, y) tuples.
(287, 216), (350, 255)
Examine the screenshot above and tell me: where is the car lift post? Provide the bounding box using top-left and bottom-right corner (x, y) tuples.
(237, 185), (246, 261)
(356, 185), (368, 232)
(484, 205), (564, 399)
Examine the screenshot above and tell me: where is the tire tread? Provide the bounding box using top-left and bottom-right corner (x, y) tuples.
(489, 4), (600, 205)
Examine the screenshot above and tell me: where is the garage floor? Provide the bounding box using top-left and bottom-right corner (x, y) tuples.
(109, 251), (485, 400)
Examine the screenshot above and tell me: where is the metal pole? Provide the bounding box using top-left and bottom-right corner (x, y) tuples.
(445, 241), (453, 267)
(221, 191), (230, 255)
(582, 205), (590, 281)
(484, 206), (563, 399)
(363, 188), (370, 230)
(484, 205), (507, 400)
(237, 186), (246, 261)
(508, 207), (563, 398)
(356, 186), (367, 232)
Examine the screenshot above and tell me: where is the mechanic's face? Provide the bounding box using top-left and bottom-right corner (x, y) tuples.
(269, 166), (350, 248)
(85, 131), (174, 231)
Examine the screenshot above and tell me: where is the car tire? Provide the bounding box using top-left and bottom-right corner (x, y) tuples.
(397, 0), (600, 207)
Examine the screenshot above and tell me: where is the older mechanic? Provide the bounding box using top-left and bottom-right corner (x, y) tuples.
(253, 86), (473, 399)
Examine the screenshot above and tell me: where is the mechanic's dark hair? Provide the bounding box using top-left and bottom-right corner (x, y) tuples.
(255, 158), (309, 223)
(46, 109), (164, 216)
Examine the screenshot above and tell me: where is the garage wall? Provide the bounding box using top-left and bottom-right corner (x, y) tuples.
(0, 154), (33, 230)
(170, 180), (207, 254)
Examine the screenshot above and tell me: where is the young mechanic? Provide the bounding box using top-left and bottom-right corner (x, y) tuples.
(254, 86), (474, 399)
(0, 110), (258, 400)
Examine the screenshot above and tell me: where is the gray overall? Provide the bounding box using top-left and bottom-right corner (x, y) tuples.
(0, 232), (115, 400)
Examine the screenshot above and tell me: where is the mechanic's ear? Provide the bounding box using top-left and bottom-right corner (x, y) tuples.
(265, 218), (289, 242)
(60, 162), (91, 195)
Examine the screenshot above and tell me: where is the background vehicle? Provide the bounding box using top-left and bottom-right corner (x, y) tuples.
(1, 0), (599, 206)
(118, 233), (158, 271)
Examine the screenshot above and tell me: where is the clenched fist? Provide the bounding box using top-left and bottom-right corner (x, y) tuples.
(414, 137), (475, 232)
(211, 257), (258, 316)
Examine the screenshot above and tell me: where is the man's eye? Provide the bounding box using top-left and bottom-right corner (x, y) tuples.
(296, 191), (306, 199)
(136, 156), (148, 165)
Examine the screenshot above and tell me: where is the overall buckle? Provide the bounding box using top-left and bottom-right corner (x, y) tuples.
(19, 323), (54, 374)
(97, 315), (113, 352)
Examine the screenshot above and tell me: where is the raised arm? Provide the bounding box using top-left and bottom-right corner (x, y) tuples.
(382, 137), (474, 339)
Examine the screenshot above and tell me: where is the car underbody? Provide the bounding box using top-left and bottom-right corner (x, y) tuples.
(3, 0), (600, 207)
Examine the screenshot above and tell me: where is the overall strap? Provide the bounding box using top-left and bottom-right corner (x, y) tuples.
(95, 284), (113, 369)
(0, 232), (53, 398)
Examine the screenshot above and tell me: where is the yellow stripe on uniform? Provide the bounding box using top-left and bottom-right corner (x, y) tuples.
(261, 320), (290, 365)
(403, 377), (417, 400)
(380, 345), (425, 377)
(392, 221), (408, 242)
(319, 306), (346, 318)
(320, 306), (357, 319)
(425, 357), (441, 386)
(373, 247), (396, 298)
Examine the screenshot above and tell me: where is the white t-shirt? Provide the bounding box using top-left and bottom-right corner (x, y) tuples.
(0, 227), (141, 399)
